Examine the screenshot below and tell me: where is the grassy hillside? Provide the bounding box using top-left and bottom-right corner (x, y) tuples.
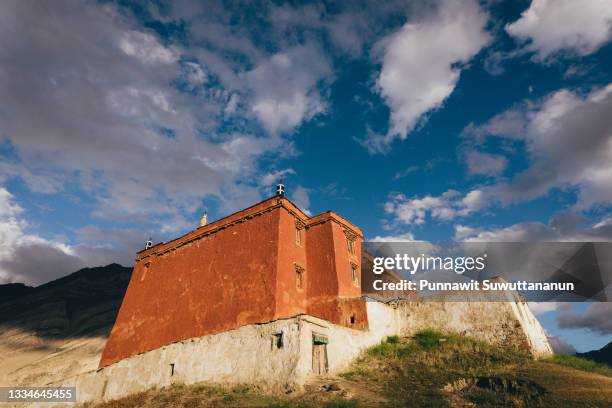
(86, 330), (612, 408)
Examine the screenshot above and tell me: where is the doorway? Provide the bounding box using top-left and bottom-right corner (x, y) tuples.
(312, 333), (328, 375)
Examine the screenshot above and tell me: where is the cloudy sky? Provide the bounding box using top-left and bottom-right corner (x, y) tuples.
(0, 0), (611, 351)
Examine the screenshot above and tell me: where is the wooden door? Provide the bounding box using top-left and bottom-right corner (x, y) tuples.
(312, 343), (328, 374)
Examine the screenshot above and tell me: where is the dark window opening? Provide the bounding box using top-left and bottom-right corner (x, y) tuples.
(350, 314), (356, 324)
(170, 363), (175, 377)
(272, 332), (284, 349)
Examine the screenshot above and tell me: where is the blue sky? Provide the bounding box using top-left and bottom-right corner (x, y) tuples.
(0, 0), (611, 352)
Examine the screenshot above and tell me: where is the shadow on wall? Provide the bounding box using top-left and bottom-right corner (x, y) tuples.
(0, 264), (132, 339)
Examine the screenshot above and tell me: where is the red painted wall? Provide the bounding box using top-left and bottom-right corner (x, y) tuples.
(330, 219), (362, 298)
(305, 221), (338, 297)
(100, 205), (281, 366)
(274, 208), (308, 317)
(100, 197), (368, 367)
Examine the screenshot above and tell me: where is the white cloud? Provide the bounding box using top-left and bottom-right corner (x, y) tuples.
(456, 222), (559, 241)
(528, 302), (562, 315)
(506, 0), (612, 60)
(371, 232), (415, 242)
(0, 187), (80, 285)
(260, 169), (296, 189)
(0, 186), (143, 285)
(0, 188), (25, 263)
(557, 302), (612, 335)
(0, 1), (290, 233)
(454, 212), (612, 242)
(370, 0), (490, 151)
(461, 108), (527, 141)
(291, 186), (311, 215)
(384, 189), (485, 226)
(456, 83), (612, 213)
(244, 45), (332, 134)
(0, 2), (319, 284)
(183, 62), (208, 89)
(502, 84), (612, 209)
(593, 217), (612, 229)
(0, 187), (22, 218)
(463, 150), (508, 177)
(384, 83), (612, 231)
(269, 2), (373, 58)
(548, 335), (577, 355)
(118, 30), (178, 64)
(394, 165), (420, 179)
(224, 94), (239, 115)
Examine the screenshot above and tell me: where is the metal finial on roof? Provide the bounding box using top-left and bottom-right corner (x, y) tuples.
(276, 181), (285, 196)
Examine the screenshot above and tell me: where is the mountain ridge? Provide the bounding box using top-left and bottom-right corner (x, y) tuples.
(578, 341), (612, 367)
(0, 263), (132, 388)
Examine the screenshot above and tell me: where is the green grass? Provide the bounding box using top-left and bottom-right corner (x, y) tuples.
(365, 341), (393, 357)
(546, 354), (612, 377)
(342, 329), (611, 407)
(342, 329), (534, 407)
(385, 335), (399, 344)
(414, 329), (446, 349)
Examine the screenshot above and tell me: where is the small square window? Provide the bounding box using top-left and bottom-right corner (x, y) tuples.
(272, 332), (284, 349)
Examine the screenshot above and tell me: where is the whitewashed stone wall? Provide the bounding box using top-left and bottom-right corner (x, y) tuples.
(39, 297), (552, 406)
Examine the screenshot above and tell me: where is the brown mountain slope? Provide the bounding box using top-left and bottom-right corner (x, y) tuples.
(0, 264), (131, 386)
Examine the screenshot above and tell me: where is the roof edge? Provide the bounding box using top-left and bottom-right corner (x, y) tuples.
(137, 195), (362, 260)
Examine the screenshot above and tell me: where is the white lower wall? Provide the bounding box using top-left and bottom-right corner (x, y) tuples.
(45, 298), (552, 406)
(56, 317), (306, 404)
